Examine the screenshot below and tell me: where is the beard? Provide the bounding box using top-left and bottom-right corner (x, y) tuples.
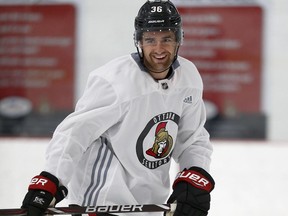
(143, 52), (174, 73)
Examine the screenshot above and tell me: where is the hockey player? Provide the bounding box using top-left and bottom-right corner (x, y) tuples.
(21, 0), (215, 216)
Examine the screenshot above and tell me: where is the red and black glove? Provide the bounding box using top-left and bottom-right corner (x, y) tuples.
(167, 167), (215, 216)
(22, 171), (68, 216)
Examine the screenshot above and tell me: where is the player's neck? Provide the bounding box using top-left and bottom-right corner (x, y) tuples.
(149, 67), (172, 80)
(149, 69), (169, 80)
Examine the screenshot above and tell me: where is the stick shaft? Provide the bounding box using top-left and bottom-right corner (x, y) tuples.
(0, 204), (175, 215)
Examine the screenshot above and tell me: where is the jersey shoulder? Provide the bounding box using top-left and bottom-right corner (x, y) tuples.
(88, 55), (151, 102)
(176, 56), (203, 90)
(91, 55), (137, 77)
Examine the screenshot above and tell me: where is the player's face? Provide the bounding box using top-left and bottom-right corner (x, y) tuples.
(141, 31), (178, 78)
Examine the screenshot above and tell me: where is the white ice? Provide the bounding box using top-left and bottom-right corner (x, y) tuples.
(0, 138), (287, 215)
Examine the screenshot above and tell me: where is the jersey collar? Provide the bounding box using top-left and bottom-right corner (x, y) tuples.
(130, 52), (180, 80)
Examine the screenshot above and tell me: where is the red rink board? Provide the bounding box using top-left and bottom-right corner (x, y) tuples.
(0, 4), (76, 112)
(178, 6), (263, 115)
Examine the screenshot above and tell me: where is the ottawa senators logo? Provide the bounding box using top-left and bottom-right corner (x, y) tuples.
(136, 112), (180, 169)
(146, 122), (173, 158)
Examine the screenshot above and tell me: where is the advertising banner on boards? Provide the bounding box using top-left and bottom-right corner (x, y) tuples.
(0, 4), (76, 136)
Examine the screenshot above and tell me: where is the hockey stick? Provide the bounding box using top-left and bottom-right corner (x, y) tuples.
(0, 203), (176, 215)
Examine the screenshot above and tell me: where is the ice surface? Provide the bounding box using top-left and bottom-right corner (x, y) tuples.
(0, 138), (287, 215)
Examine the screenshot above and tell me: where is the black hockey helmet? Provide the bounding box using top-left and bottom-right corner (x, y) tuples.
(134, 0), (183, 54)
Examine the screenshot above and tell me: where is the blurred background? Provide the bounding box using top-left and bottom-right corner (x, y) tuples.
(0, 0), (287, 215)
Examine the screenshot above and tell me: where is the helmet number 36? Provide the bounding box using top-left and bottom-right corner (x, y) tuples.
(151, 6), (162, 13)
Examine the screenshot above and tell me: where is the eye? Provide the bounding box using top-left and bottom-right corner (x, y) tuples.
(145, 38), (154, 43)
(164, 38), (172, 42)
(143, 37), (156, 45)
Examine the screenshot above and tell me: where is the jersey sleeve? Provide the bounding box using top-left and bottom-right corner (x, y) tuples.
(172, 85), (212, 173)
(44, 72), (122, 186)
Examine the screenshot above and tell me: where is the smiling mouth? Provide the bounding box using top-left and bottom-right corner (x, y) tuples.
(153, 54), (167, 62)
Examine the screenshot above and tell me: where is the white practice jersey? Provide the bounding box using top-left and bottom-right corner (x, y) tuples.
(44, 53), (212, 216)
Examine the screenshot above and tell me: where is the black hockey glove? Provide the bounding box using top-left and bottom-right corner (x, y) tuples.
(167, 167), (215, 216)
(22, 171), (68, 216)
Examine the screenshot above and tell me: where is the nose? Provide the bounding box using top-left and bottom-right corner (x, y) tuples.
(153, 40), (166, 52)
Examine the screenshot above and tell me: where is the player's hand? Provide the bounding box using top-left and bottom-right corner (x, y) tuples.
(167, 167), (215, 216)
(21, 171), (68, 216)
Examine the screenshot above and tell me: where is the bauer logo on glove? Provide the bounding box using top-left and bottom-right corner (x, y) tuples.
(173, 169), (214, 192)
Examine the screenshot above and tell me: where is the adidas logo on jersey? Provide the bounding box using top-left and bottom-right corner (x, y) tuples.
(183, 96), (192, 104)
